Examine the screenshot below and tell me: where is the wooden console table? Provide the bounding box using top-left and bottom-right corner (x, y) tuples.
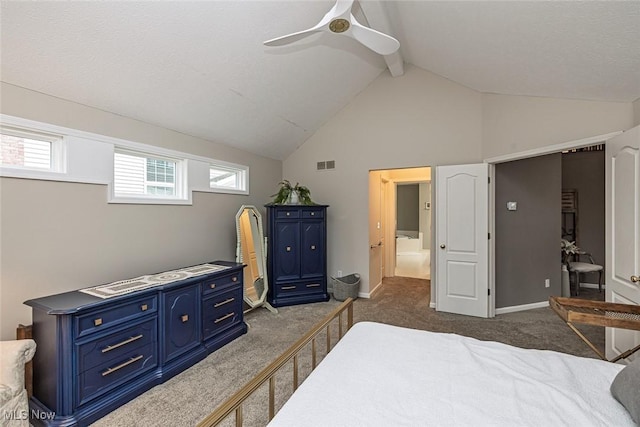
(549, 296), (640, 362)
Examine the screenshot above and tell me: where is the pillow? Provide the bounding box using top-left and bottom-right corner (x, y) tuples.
(611, 357), (640, 424)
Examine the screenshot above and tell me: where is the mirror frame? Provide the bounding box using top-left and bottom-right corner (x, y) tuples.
(235, 205), (277, 313)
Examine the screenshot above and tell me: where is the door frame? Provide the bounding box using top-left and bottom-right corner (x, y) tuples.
(481, 131), (623, 318)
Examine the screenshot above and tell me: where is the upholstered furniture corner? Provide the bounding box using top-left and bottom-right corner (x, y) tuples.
(0, 339), (36, 426)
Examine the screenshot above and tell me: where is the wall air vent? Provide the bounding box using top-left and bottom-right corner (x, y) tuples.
(317, 160), (335, 171)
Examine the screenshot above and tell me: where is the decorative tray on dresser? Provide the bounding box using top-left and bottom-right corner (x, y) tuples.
(24, 260), (247, 426)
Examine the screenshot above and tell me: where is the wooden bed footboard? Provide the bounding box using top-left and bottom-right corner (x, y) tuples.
(197, 298), (354, 427)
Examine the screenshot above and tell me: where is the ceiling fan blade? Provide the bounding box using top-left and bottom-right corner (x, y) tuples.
(329, 0), (355, 19)
(350, 17), (400, 56)
(265, 0), (355, 48)
(264, 27), (322, 47)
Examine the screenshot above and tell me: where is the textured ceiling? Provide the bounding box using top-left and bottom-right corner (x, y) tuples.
(1, 1), (639, 161)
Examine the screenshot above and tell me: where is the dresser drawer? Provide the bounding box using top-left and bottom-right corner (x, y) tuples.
(301, 209), (324, 219)
(202, 271), (241, 296)
(202, 288), (243, 340)
(76, 342), (157, 407)
(276, 209), (300, 219)
(275, 281), (324, 297)
(75, 295), (157, 339)
(77, 318), (157, 373)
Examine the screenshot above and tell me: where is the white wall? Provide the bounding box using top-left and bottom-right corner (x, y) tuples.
(284, 65), (484, 293)
(482, 94), (633, 159)
(0, 83), (281, 340)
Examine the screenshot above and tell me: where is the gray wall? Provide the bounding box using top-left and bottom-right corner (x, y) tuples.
(562, 150), (605, 283)
(495, 154), (562, 308)
(396, 184), (419, 233)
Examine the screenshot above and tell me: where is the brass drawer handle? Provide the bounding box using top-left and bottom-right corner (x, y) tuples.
(631, 275), (639, 283)
(306, 284), (321, 288)
(214, 298), (235, 308)
(209, 283), (216, 289)
(232, 276), (238, 282)
(286, 246), (291, 252)
(102, 355), (144, 377)
(181, 314), (189, 323)
(282, 286), (296, 290)
(101, 334), (144, 353)
(94, 318), (103, 327)
(141, 304), (148, 311)
(214, 313), (235, 324)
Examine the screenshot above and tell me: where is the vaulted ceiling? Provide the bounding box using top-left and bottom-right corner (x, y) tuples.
(1, 1), (639, 160)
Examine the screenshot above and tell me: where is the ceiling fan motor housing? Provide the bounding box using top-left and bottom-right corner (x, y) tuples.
(329, 18), (350, 33)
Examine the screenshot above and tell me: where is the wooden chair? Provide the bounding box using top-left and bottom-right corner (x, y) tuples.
(568, 250), (603, 295)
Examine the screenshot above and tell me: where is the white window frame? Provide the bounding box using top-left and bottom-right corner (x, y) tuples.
(209, 160), (249, 195)
(111, 148), (188, 204)
(0, 125), (66, 178)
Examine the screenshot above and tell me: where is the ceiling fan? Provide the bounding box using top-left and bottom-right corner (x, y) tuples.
(264, 0), (400, 56)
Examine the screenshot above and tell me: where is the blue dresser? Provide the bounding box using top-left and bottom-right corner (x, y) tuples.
(24, 261), (247, 426)
(265, 205), (330, 307)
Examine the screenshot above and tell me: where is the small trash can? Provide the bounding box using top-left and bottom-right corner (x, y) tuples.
(331, 273), (360, 301)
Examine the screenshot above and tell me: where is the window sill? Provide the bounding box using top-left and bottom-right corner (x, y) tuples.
(108, 195), (193, 205)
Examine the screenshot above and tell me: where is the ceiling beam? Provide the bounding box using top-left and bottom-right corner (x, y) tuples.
(357, 0), (404, 77)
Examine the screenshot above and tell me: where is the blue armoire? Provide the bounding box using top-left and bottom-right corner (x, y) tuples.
(265, 204), (330, 307)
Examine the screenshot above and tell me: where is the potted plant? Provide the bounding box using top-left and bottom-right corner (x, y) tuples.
(561, 239), (580, 264)
(271, 180), (314, 205)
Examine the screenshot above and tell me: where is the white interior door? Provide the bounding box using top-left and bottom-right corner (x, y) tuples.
(605, 125), (640, 360)
(435, 163), (489, 317)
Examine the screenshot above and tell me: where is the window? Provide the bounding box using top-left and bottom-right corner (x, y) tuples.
(114, 150), (183, 200)
(0, 127), (61, 171)
(1, 114), (250, 203)
(210, 163), (247, 193)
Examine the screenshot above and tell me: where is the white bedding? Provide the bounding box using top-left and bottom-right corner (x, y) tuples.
(269, 321), (633, 427)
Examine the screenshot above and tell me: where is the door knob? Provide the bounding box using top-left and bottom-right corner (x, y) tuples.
(632, 275), (640, 283)
(440, 244), (446, 249)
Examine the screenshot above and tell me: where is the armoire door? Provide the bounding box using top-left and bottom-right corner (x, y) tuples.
(273, 222), (300, 282)
(300, 221), (324, 278)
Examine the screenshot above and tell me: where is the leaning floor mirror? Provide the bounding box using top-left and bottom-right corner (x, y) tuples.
(235, 205), (277, 314)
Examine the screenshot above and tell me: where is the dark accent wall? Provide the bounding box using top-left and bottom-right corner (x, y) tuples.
(495, 154), (562, 308)
(397, 184), (419, 233)
(561, 150), (605, 283)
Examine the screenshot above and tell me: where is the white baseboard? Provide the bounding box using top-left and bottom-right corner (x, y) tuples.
(429, 302), (435, 309)
(358, 280), (382, 299)
(495, 300), (549, 315)
(579, 282), (601, 289)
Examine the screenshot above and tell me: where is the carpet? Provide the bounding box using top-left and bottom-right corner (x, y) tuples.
(92, 277), (604, 426)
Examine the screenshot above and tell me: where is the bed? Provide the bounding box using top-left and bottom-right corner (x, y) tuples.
(198, 299), (638, 427)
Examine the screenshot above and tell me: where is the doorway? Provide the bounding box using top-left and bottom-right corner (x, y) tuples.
(395, 182), (431, 279)
(561, 145), (605, 299)
(368, 167), (431, 293)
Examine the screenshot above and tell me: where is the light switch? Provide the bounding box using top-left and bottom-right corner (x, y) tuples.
(507, 201), (517, 211)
